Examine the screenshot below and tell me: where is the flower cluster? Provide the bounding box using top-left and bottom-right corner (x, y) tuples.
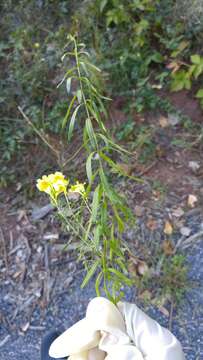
(36, 172), (85, 200)
(36, 172), (69, 199)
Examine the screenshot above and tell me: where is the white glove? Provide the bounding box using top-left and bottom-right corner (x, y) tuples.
(49, 297), (185, 360)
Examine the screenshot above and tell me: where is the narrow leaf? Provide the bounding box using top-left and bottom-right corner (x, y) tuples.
(92, 184), (101, 222)
(85, 117), (97, 147)
(66, 77), (72, 94)
(62, 95), (76, 129)
(108, 268), (132, 286)
(81, 260), (99, 288)
(68, 104), (82, 141)
(95, 272), (103, 296)
(86, 151), (95, 183)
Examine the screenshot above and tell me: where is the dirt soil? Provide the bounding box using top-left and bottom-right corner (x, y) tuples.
(0, 92), (203, 359)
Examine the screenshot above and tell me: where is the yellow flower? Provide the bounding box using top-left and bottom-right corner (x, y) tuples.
(53, 179), (69, 196)
(36, 172), (69, 198)
(36, 175), (52, 194)
(69, 181), (86, 195)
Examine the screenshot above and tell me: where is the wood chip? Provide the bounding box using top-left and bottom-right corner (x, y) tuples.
(187, 194), (198, 208)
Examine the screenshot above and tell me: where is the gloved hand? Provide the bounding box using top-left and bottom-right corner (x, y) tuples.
(49, 297), (185, 360)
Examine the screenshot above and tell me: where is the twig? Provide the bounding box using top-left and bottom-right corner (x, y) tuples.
(0, 335), (11, 348)
(12, 295), (36, 321)
(62, 142), (85, 168)
(44, 243), (50, 304)
(29, 325), (46, 331)
(182, 230), (203, 249)
(0, 227), (8, 271)
(174, 235), (185, 251)
(9, 230), (13, 251)
(18, 106), (60, 161)
(8, 244), (21, 256)
(137, 160), (158, 176)
(169, 299), (174, 332)
(20, 236), (31, 283)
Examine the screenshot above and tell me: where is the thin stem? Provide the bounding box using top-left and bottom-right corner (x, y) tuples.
(18, 106), (60, 163)
(64, 193), (93, 241)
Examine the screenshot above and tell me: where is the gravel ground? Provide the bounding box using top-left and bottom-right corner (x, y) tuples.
(0, 215), (203, 360)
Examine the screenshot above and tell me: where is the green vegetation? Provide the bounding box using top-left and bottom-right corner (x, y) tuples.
(0, 1), (77, 185)
(1, 0), (199, 305)
(76, 0), (203, 110)
(1, 0), (203, 186)
(133, 253), (189, 306)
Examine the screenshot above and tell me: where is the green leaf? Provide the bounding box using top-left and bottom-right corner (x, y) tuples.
(68, 104), (82, 141)
(107, 268), (132, 286)
(99, 168), (123, 205)
(87, 102), (107, 132)
(92, 184), (101, 222)
(76, 89), (82, 103)
(113, 206), (125, 233)
(100, 0), (108, 12)
(95, 272), (103, 296)
(93, 224), (102, 250)
(193, 64), (203, 79)
(170, 70), (191, 92)
(86, 151), (95, 183)
(101, 199), (108, 230)
(81, 260), (100, 288)
(82, 60), (101, 73)
(191, 54), (201, 64)
(62, 95), (76, 129)
(196, 89), (203, 98)
(66, 77), (72, 94)
(85, 117), (97, 147)
(98, 134), (131, 154)
(116, 258), (127, 273)
(171, 41), (189, 58)
(99, 151), (131, 178)
(57, 67), (76, 88)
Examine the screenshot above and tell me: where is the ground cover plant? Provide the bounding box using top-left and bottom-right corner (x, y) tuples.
(36, 36), (136, 303)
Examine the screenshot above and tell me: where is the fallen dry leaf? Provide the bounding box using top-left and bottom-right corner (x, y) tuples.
(164, 221), (173, 235)
(146, 218), (158, 231)
(159, 116), (169, 128)
(162, 240), (174, 255)
(128, 257), (149, 277)
(188, 194), (198, 208)
(137, 260), (149, 276)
